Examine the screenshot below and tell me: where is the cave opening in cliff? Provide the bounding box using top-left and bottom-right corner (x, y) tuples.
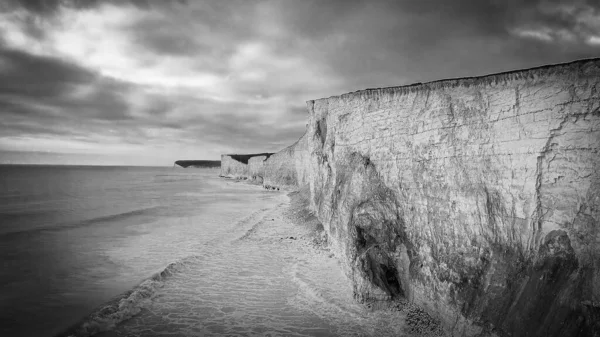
(357, 230), (405, 300)
(380, 263), (403, 299)
(356, 226), (367, 249)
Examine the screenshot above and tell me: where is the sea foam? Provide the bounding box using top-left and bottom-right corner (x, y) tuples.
(56, 256), (200, 337)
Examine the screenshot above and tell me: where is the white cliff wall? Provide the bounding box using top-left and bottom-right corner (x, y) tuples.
(220, 154), (248, 178)
(294, 131), (309, 187)
(220, 153), (273, 179)
(263, 132), (309, 189)
(305, 59), (600, 336)
(248, 155), (268, 183)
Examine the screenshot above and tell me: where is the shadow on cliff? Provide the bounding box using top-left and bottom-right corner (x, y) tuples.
(320, 152), (415, 303)
(320, 151), (599, 337)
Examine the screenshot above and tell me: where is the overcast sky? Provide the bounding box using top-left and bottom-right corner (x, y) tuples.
(1, 0), (599, 166)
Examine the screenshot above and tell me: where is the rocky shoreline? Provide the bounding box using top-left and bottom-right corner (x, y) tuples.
(284, 188), (446, 337)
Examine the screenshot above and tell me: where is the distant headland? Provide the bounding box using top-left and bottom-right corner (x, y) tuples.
(174, 160), (221, 168)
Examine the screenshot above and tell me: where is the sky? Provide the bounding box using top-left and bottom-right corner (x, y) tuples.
(0, 0), (599, 166)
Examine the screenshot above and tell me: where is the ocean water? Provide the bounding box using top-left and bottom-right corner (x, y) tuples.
(0, 165), (406, 337)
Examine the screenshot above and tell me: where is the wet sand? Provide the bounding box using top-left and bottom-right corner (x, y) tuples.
(92, 187), (443, 336)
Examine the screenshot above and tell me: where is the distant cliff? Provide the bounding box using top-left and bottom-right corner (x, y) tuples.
(263, 132), (308, 189)
(221, 58), (600, 336)
(219, 137), (308, 188)
(174, 160), (220, 168)
(220, 153), (273, 179)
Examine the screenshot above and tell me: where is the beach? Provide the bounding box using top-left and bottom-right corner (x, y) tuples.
(1, 165), (442, 337)
(63, 184), (445, 337)
(87, 186), (446, 337)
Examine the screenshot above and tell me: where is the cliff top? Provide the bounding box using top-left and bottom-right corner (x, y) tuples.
(223, 153), (274, 164)
(308, 57), (600, 104)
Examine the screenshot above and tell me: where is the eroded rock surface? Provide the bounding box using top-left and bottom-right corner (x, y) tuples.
(305, 59), (600, 336)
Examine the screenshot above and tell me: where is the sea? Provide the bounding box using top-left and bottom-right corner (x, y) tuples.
(0, 165), (406, 337)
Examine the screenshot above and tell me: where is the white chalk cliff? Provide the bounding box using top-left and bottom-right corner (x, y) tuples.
(222, 59), (600, 336)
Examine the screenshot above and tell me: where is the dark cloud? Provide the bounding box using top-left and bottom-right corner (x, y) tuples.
(289, 106), (309, 117)
(125, 97), (306, 153)
(281, 0), (599, 40)
(0, 117), (74, 137)
(143, 96), (178, 118)
(0, 0), (190, 47)
(1, 0), (188, 16)
(131, 19), (204, 56)
(0, 45), (136, 146)
(0, 47), (94, 99)
(178, 112), (305, 153)
(126, 1), (256, 62)
(64, 79), (132, 121)
(270, 0), (600, 92)
(1, 0), (103, 16)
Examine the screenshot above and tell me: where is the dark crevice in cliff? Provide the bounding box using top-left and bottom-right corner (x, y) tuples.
(381, 263), (403, 298)
(531, 114), (571, 249)
(315, 117), (327, 146)
(355, 227), (404, 300)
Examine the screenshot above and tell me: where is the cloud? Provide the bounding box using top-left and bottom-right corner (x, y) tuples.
(588, 35), (600, 45)
(268, 0), (600, 90)
(0, 0), (599, 166)
(131, 18), (204, 57)
(511, 28), (555, 42)
(0, 47), (132, 122)
(0, 47), (94, 99)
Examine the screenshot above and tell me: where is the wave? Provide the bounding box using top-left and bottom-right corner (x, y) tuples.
(0, 206), (164, 238)
(54, 255), (201, 337)
(152, 173), (207, 183)
(79, 206), (164, 226)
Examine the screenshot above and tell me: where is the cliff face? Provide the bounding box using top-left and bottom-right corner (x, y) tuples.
(263, 132), (309, 189)
(220, 155), (247, 178)
(219, 153), (273, 179)
(305, 59), (600, 336)
(248, 155), (268, 183)
(220, 143), (307, 187)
